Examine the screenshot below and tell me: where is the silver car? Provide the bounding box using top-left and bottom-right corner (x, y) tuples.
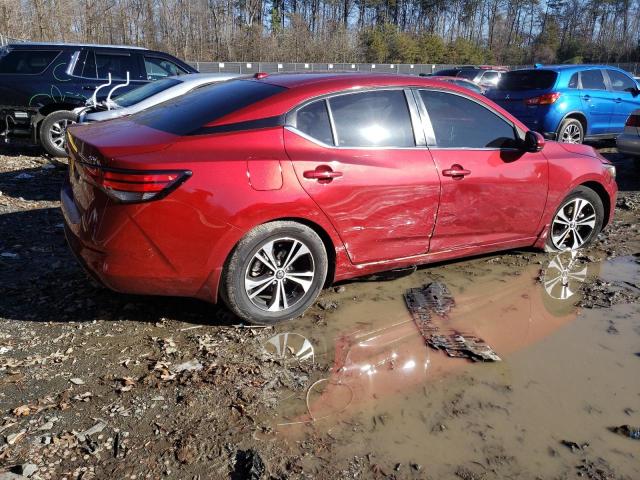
(616, 109), (640, 158)
(77, 73), (242, 123)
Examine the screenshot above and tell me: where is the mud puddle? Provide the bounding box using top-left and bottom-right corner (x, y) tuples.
(265, 253), (640, 478)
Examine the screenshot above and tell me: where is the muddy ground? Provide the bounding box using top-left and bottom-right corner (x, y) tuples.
(0, 144), (639, 480)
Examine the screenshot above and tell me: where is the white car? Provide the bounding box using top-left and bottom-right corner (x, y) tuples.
(76, 73), (242, 123)
(616, 109), (640, 158)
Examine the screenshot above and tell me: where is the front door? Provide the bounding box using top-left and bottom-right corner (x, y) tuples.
(604, 69), (640, 133)
(417, 89), (549, 252)
(284, 89), (441, 264)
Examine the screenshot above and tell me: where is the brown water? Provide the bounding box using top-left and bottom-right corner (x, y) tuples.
(263, 253), (640, 478)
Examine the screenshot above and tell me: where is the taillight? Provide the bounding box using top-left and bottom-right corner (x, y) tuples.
(83, 166), (191, 203)
(525, 92), (561, 106)
(625, 114), (640, 127)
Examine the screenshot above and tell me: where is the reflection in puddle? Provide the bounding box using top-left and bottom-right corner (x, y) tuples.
(268, 252), (593, 428)
(261, 253), (640, 478)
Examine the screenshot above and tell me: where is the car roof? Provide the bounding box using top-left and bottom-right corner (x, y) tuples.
(175, 73), (244, 84)
(4, 42), (147, 50)
(513, 64), (628, 73)
(258, 72), (463, 89)
(429, 75), (474, 84)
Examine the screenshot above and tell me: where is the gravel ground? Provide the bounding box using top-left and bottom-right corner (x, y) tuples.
(0, 144), (639, 480)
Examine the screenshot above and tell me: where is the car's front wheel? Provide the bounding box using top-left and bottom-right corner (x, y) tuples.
(545, 186), (604, 251)
(40, 110), (77, 157)
(221, 221), (328, 324)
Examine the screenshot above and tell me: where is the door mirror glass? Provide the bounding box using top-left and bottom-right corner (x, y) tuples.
(523, 130), (545, 152)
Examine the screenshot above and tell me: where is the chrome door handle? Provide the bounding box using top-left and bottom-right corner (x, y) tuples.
(442, 165), (471, 178)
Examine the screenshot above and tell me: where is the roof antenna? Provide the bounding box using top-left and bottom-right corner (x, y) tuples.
(91, 73), (112, 107)
(106, 71), (130, 110)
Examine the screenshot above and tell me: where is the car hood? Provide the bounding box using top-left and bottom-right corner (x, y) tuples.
(557, 142), (601, 159)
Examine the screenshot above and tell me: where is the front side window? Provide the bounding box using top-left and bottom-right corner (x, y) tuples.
(95, 52), (136, 80)
(328, 90), (415, 147)
(294, 100), (334, 145)
(0, 49), (61, 74)
(420, 90), (517, 149)
(607, 70), (637, 92)
(144, 56), (187, 80)
(580, 69), (606, 90)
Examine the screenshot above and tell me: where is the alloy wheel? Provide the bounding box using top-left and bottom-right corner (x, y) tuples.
(49, 119), (74, 148)
(550, 197), (597, 250)
(543, 252), (588, 300)
(560, 123), (582, 143)
(244, 237), (315, 312)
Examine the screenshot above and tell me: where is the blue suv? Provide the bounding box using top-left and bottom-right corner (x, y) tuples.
(486, 65), (640, 144)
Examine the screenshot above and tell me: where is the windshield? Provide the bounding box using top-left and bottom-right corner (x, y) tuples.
(113, 78), (182, 107)
(498, 70), (558, 91)
(131, 79), (286, 135)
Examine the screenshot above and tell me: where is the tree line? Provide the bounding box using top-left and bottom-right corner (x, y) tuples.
(1, 0), (639, 65)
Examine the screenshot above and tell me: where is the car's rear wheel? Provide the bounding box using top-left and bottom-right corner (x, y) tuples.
(40, 110), (77, 157)
(221, 221), (328, 325)
(545, 186), (604, 252)
(558, 118), (584, 144)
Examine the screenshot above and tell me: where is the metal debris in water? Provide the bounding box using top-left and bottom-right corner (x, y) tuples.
(404, 282), (501, 362)
(610, 425), (640, 440)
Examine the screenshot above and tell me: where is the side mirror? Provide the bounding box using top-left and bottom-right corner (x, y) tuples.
(523, 130), (545, 153)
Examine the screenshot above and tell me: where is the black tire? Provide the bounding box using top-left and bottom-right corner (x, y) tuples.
(221, 221), (328, 325)
(545, 186), (604, 252)
(40, 110), (77, 157)
(557, 117), (584, 144)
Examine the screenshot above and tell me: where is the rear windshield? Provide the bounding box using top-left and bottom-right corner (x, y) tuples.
(0, 48), (61, 74)
(456, 69), (480, 80)
(131, 80), (286, 135)
(498, 70), (557, 91)
(434, 69), (461, 77)
(114, 78), (181, 107)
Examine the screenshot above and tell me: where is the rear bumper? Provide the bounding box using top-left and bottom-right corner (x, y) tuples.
(61, 180), (219, 301)
(616, 133), (640, 157)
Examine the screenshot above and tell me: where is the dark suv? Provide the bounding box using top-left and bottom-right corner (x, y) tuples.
(0, 42), (197, 156)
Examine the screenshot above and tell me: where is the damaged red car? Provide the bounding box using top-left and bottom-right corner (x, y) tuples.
(61, 73), (618, 324)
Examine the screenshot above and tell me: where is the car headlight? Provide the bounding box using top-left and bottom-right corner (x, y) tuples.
(604, 164), (616, 180)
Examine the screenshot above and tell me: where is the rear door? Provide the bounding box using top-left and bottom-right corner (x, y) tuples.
(418, 89), (548, 251)
(86, 49), (146, 100)
(604, 69), (640, 133)
(285, 89), (441, 265)
(578, 69), (612, 135)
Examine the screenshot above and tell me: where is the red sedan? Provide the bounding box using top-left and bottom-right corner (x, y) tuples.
(61, 73), (617, 324)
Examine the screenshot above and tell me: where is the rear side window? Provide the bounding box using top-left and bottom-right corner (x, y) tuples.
(607, 70), (637, 92)
(95, 52), (137, 80)
(568, 73), (579, 88)
(481, 71), (499, 82)
(0, 49), (60, 74)
(131, 80), (286, 135)
(498, 70), (557, 91)
(328, 90), (414, 147)
(580, 69), (606, 90)
(420, 90), (517, 149)
(295, 100), (334, 145)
